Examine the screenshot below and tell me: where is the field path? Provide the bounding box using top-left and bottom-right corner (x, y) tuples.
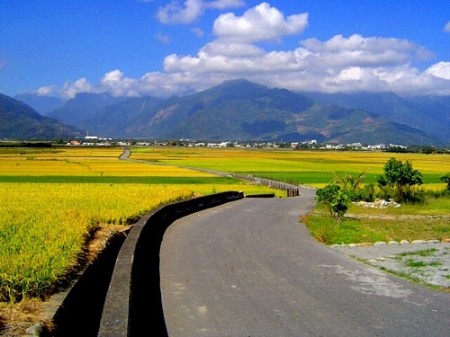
(160, 191), (450, 337)
(119, 148), (131, 160)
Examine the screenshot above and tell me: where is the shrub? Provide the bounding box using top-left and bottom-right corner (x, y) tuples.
(440, 173), (450, 195)
(377, 157), (424, 203)
(332, 171), (366, 201)
(316, 184), (349, 221)
(360, 183), (376, 201)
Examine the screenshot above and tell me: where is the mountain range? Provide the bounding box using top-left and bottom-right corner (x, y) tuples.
(0, 93), (82, 140)
(302, 91), (449, 143)
(5, 79), (450, 145)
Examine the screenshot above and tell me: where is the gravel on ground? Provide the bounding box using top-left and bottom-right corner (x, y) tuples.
(331, 241), (450, 289)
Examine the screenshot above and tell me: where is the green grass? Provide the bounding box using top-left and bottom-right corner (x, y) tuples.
(304, 200), (450, 245)
(376, 268), (446, 291)
(303, 215), (385, 244)
(405, 259), (442, 268)
(397, 249), (438, 257)
(255, 171), (335, 185)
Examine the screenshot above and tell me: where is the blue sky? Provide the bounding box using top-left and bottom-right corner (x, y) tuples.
(0, 0), (449, 98)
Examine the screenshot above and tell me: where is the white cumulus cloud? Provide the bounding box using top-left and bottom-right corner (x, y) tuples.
(426, 62), (450, 80)
(301, 34), (431, 68)
(161, 28), (449, 95)
(100, 70), (140, 97)
(61, 78), (94, 99)
(35, 3), (450, 98)
(213, 2), (308, 43)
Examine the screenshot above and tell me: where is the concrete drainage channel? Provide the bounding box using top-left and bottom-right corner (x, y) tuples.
(45, 191), (244, 337)
(51, 232), (129, 337)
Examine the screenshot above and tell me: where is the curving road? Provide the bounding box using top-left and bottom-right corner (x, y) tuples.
(160, 188), (450, 337)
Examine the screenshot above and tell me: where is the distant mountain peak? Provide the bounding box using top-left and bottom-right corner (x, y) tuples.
(3, 80), (447, 145)
(218, 78), (260, 86)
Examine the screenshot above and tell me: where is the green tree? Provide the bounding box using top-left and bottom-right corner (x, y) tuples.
(330, 189), (349, 223)
(440, 173), (450, 193)
(316, 184), (340, 217)
(316, 184), (349, 221)
(377, 157), (423, 202)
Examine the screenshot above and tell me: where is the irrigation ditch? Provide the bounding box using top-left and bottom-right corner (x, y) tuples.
(51, 231), (128, 337)
(47, 186), (301, 336)
(45, 191), (245, 336)
(26, 151), (306, 336)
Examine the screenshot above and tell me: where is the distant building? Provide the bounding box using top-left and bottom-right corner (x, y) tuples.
(85, 131), (98, 140)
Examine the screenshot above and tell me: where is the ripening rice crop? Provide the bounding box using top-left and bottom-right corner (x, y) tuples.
(131, 147), (450, 189)
(2, 145), (447, 303)
(0, 146), (285, 303)
(0, 157), (217, 177)
(0, 183), (194, 302)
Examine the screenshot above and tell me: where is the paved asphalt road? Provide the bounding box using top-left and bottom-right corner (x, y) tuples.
(160, 188), (450, 337)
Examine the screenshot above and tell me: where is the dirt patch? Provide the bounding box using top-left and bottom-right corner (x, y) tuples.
(83, 224), (131, 263)
(0, 299), (51, 336)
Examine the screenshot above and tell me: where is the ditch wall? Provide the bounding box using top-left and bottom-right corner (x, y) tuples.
(97, 191), (244, 337)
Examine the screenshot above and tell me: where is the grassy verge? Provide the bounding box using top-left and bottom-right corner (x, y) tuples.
(304, 198), (450, 245)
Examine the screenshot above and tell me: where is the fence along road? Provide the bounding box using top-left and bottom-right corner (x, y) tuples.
(120, 147), (302, 197)
(160, 188), (450, 337)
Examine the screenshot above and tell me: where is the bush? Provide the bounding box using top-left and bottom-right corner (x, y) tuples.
(330, 190), (349, 221)
(440, 173), (450, 195)
(316, 184), (349, 221)
(359, 183), (376, 201)
(377, 157), (424, 203)
(332, 171), (366, 201)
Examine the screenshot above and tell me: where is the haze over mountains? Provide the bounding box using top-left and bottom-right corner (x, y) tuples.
(4, 80), (450, 145)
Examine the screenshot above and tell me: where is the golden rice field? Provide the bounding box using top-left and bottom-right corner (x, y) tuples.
(1, 146), (449, 302)
(0, 146), (277, 302)
(0, 183), (194, 302)
(131, 147), (450, 190)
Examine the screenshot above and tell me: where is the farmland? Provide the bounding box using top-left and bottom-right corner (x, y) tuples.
(1, 146), (449, 303)
(130, 147), (449, 190)
(131, 146), (450, 247)
(0, 146), (277, 303)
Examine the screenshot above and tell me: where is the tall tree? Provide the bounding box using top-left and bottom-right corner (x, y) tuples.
(377, 157), (423, 202)
(440, 173), (450, 193)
